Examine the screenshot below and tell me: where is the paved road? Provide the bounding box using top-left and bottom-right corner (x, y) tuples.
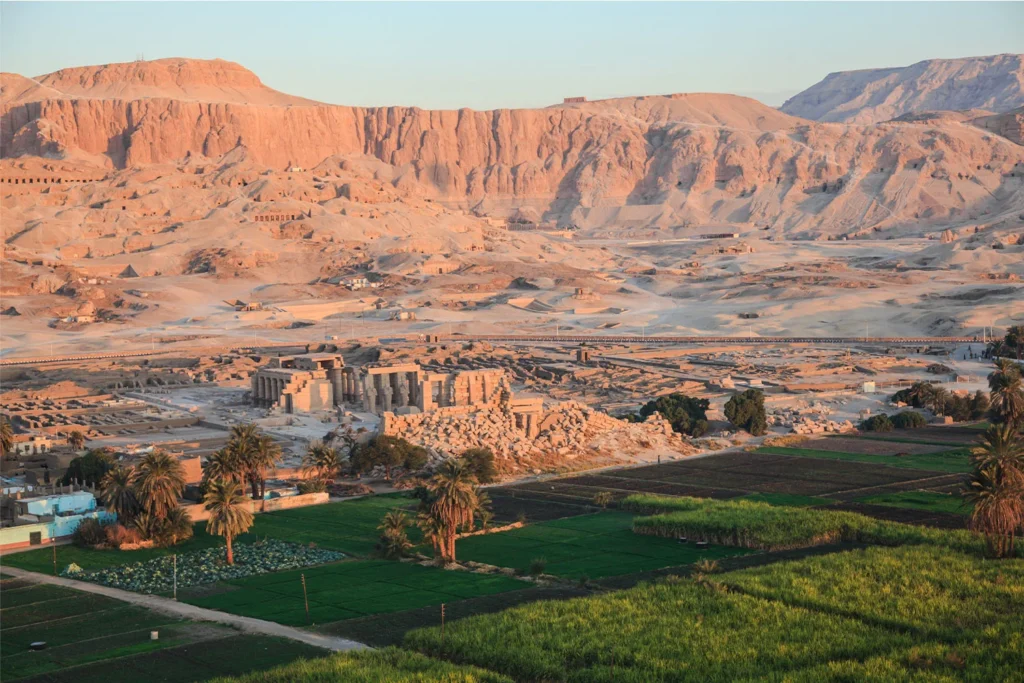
(2, 566), (369, 653)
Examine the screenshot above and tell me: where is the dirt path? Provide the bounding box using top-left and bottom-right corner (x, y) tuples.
(1, 566), (370, 653)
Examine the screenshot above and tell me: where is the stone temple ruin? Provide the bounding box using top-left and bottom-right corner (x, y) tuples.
(250, 355), (543, 435)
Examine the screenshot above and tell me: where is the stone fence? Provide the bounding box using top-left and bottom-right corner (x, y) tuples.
(181, 491), (329, 522)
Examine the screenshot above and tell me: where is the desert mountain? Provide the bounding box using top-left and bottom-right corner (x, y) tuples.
(781, 54), (1024, 124)
(2, 57), (1023, 237)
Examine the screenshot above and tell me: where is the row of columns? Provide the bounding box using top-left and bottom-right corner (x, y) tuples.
(252, 374), (288, 407)
(362, 371), (422, 414)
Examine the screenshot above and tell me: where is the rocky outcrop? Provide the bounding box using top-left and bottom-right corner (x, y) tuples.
(781, 54), (1024, 124)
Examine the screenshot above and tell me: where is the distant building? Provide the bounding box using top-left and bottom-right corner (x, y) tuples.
(251, 353), (349, 414)
(0, 489), (114, 551)
(563, 97), (587, 104)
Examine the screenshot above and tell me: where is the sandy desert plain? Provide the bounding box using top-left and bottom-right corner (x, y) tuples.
(1, 51), (1024, 683)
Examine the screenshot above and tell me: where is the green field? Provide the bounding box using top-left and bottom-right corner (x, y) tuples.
(208, 647), (511, 683)
(2, 494), (418, 575)
(737, 493), (835, 508)
(857, 490), (971, 515)
(0, 577), (326, 682)
(456, 511), (749, 579)
(756, 445), (972, 473)
(403, 544), (1024, 682)
(183, 559), (527, 626)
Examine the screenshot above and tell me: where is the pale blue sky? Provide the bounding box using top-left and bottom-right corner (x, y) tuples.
(2, 2), (1022, 110)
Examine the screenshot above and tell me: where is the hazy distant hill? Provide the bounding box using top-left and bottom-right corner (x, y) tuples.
(781, 54), (1024, 124)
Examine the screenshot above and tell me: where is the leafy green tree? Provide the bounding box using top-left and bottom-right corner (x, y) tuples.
(860, 414), (894, 432)
(351, 435), (428, 480)
(890, 411), (926, 429)
(134, 450), (186, 519)
(204, 479), (253, 565)
(724, 390), (767, 436)
(891, 382), (938, 408)
(461, 447), (497, 484)
(62, 449), (114, 486)
(971, 390), (991, 420)
(99, 465), (139, 523)
(638, 394), (710, 437)
(67, 430), (86, 451)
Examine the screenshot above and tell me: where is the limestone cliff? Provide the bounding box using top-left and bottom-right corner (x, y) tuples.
(781, 54), (1024, 124)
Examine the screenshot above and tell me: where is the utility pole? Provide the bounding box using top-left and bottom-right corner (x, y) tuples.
(301, 573), (310, 624)
(173, 554), (177, 600)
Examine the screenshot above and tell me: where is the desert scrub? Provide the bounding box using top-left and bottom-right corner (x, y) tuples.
(63, 539), (344, 593)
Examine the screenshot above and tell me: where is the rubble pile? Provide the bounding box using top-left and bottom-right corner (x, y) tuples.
(382, 401), (696, 470)
(769, 403), (855, 435)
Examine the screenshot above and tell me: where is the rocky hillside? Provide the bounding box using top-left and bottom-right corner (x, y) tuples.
(3, 58), (1024, 235)
(781, 54), (1024, 124)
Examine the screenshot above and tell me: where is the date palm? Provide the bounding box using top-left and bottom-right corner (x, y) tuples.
(204, 448), (243, 484)
(204, 479), (253, 565)
(303, 441), (341, 482)
(1, 416), (13, 455)
(425, 458), (479, 563)
(965, 425), (1024, 558)
(135, 450), (186, 519)
(248, 435), (282, 500)
(99, 465), (139, 523)
(377, 510), (413, 559)
(989, 360), (1024, 430)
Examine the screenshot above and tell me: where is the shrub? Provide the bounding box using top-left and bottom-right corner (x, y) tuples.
(461, 447), (498, 484)
(593, 491), (613, 509)
(860, 414), (894, 432)
(351, 435), (429, 480)
(970, 390), (990, 419)
(104, 523), (143, 549)
(529, 557), (547, 576)
(72, 517), (108, 547)
(724, 390), (767, 436)
(61, 449), (114, 486)
(297, 478), (328, 494)
(638, 393), (710, 437)
(890, 411), (927, 429)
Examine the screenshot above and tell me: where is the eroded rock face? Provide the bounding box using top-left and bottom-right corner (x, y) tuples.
(3, 58), (1023, 235)
(781, 54), (1024, 124)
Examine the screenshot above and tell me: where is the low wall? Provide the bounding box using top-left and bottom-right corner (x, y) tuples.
(181, 491), (329, 522)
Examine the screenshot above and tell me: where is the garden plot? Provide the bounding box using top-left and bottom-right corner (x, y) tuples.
(856, 490), (970, 516)
(797, 436), (951, 456)
(456, 511), (749, 579)
(857, 426), (984, 446)
(755, 445), (972, 473)
(0, 577), (324, 682)
(183, 559), (527, 627)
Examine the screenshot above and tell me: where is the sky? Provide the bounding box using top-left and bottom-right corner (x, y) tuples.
(2, 2), (1022, 110)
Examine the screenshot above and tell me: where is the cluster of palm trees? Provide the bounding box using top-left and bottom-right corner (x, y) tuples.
(415, 458), (492, 565)
(301, 440), (343, 489)
(99, 450), (192, 547)
(200, 423), (280, 564)
(1, 416), (14, 455)
(204, 424), (283, 501)
(964, 360), (1024, 558)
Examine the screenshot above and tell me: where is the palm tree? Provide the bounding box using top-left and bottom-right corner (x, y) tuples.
(989, 360), (1024, 429)
(376, 510), (413, 559)
(964, 425), (1024, 558)
(162, 506), (194, 546)
(248, 435), (282, 501)
(100, 465), (139, 523)
(67, 430), (86, 451)
(476, 490), (494, 530)
(1, 416), (14, 455)
(425, 458), (479, 563)
(204, 479), (253, 565)
(134, 450), (186, 519)
(204, 448), (243, 484)
(303, 441), (341, 482)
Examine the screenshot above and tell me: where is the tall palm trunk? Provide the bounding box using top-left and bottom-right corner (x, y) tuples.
(226, 534), (234, 565)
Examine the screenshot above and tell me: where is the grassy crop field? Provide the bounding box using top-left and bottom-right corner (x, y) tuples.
(0, 576), (326, 682)
(208, 647), (511, 682)
(403, 544), (1024, 682)
(856, 490), (971, 515)
(736, 493), (835, 507)
(755, 445), (972, 473)
(455, 511), (749, 579)
(625, 495), (990, 555)
(182, 559), (527, 626)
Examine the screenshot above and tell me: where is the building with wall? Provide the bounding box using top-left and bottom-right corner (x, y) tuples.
(0, 488), (115, 550)
(250, 353), (346, 414)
